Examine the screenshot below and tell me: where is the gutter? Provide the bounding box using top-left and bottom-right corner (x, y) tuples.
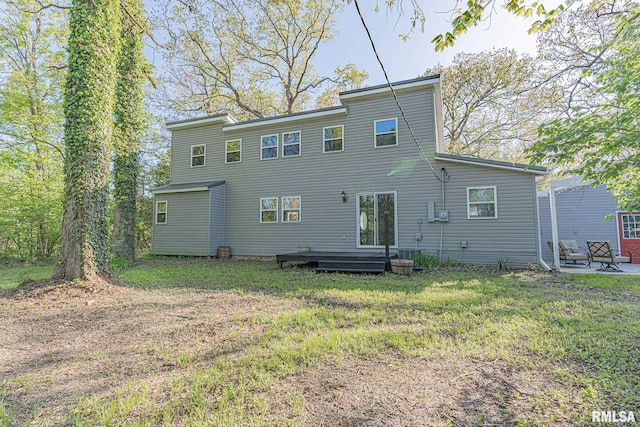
(534, 178), (552, 271)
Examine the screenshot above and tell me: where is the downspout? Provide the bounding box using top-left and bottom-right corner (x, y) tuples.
(549, 182), (561, 271)
(439, 168), (446, 261)
(535, 181), (552, 271)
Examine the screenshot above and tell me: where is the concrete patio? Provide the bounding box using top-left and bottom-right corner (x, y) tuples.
(559, 262), (640, 275)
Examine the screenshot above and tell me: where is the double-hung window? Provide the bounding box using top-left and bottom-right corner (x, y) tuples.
(261, 135), (278, 159)
(282, 131), (301, 157)
(282, 196), (301, 222)
(260, 197), (278, 223)
(467, 186), (497, 219)
(323, 125), (343, 153)
(225, 139), (241, 163)
(374, 118), (397, 147)
(191, 144), (206, 167)
(155, 201), (167, 224)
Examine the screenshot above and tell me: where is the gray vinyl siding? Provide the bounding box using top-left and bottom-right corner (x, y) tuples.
(538, 185), (619, 262)
(152, 191), (210, 255)
(157, 83), (542, 267)
(209, 184), (226, 255)
(170, 125), (226, 185)
(423, 161), (540, 266)
(215, 88), (440, 257)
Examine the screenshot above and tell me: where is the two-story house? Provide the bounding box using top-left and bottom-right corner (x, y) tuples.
(152, 75), (547, 267)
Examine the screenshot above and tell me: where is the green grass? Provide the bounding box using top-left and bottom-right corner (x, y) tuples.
(0, 264), (53, 291)
(0, 401), (12, 427)
(5, 257), (640, 425)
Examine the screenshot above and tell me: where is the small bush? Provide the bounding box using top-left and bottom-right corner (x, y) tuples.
(497, 258), (510, 271)
(414, 253), (441, 271)
(110, 256), (131, 272)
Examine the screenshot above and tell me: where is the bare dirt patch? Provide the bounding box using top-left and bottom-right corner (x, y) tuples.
(0, 279), (303, 426)
(274, 354), (571, 426)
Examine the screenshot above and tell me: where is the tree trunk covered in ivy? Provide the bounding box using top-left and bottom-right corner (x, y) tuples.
(112, 0), (146, 262)
(53, 0), (120, 280)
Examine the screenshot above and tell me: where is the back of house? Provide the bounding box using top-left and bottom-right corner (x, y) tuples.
(152, 75), (547, 267)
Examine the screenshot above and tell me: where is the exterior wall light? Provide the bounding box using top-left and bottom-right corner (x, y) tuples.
(341, 191), (347, 203)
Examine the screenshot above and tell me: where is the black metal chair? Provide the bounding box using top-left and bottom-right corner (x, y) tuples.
(587, 241), (630, 272)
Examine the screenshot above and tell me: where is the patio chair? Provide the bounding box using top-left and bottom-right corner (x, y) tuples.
(548, 240), (590, 267)
(586, 241), (631, 272)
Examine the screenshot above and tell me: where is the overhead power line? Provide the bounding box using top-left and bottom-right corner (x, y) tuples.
(352, 0), (444, 182)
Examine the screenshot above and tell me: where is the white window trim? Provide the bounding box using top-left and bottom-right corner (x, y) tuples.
(355, 191), (399, 249)
(282, 131), (302, 158)
(260, 197), (278, 223)
(621, 213), (640, 239)
(190, 144), (206, 167)
(323, 125), (344, 153)
(467, 186), (498, 219)
(155, 201), (167, 225)
(225, 139), (242, 164)
(260, 134), (279, 160)
(374, 118), (398, 148)
(282, 196), (301, 223)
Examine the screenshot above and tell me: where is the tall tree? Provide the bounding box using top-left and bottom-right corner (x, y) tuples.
(528, 1), (640, 210)
(156, 0), (367, 120)
(423, 49), (560, 162)
(0, 0), (66, 259)
(535, 0), (622, 116)
(54, 0), (120, 280)
(112, 0), (147, 263)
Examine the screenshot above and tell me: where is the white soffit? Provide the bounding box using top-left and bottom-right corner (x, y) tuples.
(223, 107), (347, 131)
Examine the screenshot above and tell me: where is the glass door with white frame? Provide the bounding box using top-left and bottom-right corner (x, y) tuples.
(357, 192), (396, 247)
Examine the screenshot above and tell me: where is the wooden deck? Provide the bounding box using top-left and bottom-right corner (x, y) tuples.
(276, 251), (397, 273)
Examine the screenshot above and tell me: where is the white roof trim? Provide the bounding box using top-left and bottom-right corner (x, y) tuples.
(435, 155), (547, 175)
(339, 78), (440, 101)
(166, 114), (237, 130)
(223, 107), (347, 131)
(152, 186), (209, 194)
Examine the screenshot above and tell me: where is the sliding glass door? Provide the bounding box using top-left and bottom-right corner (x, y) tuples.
(357, 192), (396, 248)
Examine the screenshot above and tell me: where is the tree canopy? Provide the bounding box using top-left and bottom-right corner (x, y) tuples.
(155, 0), (368, 120)
(0, 1), (66, 259)
(424, 49), (560, 162)
(528, 1), (640, 210)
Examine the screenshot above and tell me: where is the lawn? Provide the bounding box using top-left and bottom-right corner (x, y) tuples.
(0, 257), (638, 426)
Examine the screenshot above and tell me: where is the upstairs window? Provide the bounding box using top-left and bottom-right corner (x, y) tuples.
(261, 134), (278, 159)
(260, 197), (278, 223)
(282, 196), (301, 222)
(374, 118), (397, 148)
(191, 144), (206, 167)
(282, 131), (301, 157)
(467, 186), (497, 219)
(323, 125), (343, 153)
(155, 201), (167, 224)
(225, 139), (242, 163)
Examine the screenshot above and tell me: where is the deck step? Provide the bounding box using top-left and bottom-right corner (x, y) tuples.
(316, 259), (386, 274)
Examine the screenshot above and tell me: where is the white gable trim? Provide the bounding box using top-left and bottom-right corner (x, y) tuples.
(166, 114), (237, 130)
(223, 107), (347, 131)
(435, 155), (547, 175)
(152, 186), (210, 194)
(339, 77), (440, 101)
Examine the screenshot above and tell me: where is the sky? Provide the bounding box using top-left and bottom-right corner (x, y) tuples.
(314, 2), (549, 84)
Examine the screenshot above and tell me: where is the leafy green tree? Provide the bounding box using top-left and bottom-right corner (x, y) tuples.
(0, 1), (66, 259)
(528, 2), (640, 210)
(156, 0), (367, 120)
(112, 0), (148, 263)
(423, 49), (560, 162)
(54, 0), (120, 280)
